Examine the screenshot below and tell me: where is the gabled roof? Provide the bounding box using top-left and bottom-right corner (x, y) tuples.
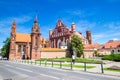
(52, 19), (71, 35)
(16, 33), (31, 42)
(104, 40), (120, 48)
(84, 43), (101, 50)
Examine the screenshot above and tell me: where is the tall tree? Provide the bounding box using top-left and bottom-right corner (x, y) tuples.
(68, 35), (84, 57)
(1, 38), (10, 59)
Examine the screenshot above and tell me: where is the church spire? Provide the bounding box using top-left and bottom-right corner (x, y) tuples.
(31, 13), (41, 60)
(34, 15), (38, 23)
(34, 11), (38, 23)
(11, 20), (16, 33)
(12, 20), (16, 28)
(57, 19), (62, 26)
(32, 14), (40, 34)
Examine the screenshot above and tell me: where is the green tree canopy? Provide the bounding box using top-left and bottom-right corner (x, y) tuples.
(68, 34), (84, 57)
(1, 38), (10, 59)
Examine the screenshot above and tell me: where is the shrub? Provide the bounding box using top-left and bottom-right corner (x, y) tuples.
(102, 54), (120, 61)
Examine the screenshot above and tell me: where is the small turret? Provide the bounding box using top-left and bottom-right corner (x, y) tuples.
(86, 30), (92, 44)
(57, 19), (62, 26)
(31, 15), (41, 60)
(32, 15), (40, 33)
(9, 20), (17, 60)
(11, 21), (16, 41)
(49, 29), (53, 48)
(71, 22), (76, 32)
(49, 29), (53, 39)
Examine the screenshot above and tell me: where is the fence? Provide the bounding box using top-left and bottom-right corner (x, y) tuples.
(9, 59), (104, 74)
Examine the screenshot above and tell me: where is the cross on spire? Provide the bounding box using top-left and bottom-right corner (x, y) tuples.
(34, 10), (38, 23)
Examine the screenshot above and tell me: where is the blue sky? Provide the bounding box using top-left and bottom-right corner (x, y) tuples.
(0, 0), (120, 48)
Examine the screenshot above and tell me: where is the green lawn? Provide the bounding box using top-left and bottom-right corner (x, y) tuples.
(37, 57), (102, 64)
(104, 68), (120, 72)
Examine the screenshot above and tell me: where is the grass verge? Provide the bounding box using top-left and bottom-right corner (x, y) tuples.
(37, 58), (102, 64)
(104, 68), (120, 72)
(26, 61), (95, 69)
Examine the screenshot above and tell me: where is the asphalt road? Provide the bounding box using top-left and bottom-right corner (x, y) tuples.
(0, 60), (119, 80)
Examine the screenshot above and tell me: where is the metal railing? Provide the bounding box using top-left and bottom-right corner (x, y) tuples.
(8, 59), (104, 74)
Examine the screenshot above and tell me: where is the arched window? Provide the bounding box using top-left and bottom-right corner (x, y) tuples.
(118, 50), (120, 52)
(57, 39), (61, 48)
(23, 45), (26, 53)
(18, 45), (21, 52)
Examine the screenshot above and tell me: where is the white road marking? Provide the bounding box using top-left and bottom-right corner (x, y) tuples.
(40, 73), (60, 80)
(15, 67), (33, 73)
(5, 64), (14, 68)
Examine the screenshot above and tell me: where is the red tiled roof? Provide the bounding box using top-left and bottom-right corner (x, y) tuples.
(104, 40), (120, 48)
(16, 33), (31, 42)
(84, 43), (101, 50)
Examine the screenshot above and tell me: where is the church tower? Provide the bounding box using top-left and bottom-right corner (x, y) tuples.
(71, 22), (76, 32)
(86, 30), (92, 44)
(49, 29), (53, 48)
(9, 21), (16, 60)
(31, 16), (41, 60)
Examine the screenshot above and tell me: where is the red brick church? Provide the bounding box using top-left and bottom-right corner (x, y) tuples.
(9, 17), (92, 60)
(9, 16), (48, 60)
(49, 19), (92, 49)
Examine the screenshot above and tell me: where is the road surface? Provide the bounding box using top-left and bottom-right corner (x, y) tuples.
(0, 60), (119, 80)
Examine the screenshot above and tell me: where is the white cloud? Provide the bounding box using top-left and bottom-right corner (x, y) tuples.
(0, 15), (32, 48)
(92, 26), (120, 44)
(0, 15), (32, 35)
(17, 26), (31, 34)
(76, 20), (96, 32)
(65, 10), (94, 19)
(0, 15), (32, 24)
(92, 34), (105, 41)
(112, 38), (119, 41)
(103, 22), (120, 30)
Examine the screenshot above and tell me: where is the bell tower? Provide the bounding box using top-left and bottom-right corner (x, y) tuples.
(31, 16), (41, 60)
(71, 22), (76, 32)
(86, 30), (92, 44)
(9, 21), (16, 60)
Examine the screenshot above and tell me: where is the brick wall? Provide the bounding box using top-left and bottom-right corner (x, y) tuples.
(41, 51), (66, 58)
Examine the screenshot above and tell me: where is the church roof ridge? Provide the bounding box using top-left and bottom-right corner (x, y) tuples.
(16, 33), (31, 35)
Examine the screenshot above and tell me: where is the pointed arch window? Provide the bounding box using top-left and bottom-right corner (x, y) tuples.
(18, 45), (21, 52)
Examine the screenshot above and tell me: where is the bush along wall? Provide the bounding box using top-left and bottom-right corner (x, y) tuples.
(102, 54), (120, 61)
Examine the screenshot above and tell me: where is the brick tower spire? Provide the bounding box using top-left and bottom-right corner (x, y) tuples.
(9, 21), (17, 59)
(31, 15), (41, 60)
(86, 30), (92, 44)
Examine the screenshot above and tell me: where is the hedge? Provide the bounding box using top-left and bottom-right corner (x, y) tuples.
(102, 54), (120, 61)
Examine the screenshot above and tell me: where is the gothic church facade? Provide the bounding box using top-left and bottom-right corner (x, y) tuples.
(9, 17), (48, 60)
(49, 19), (92, 48)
